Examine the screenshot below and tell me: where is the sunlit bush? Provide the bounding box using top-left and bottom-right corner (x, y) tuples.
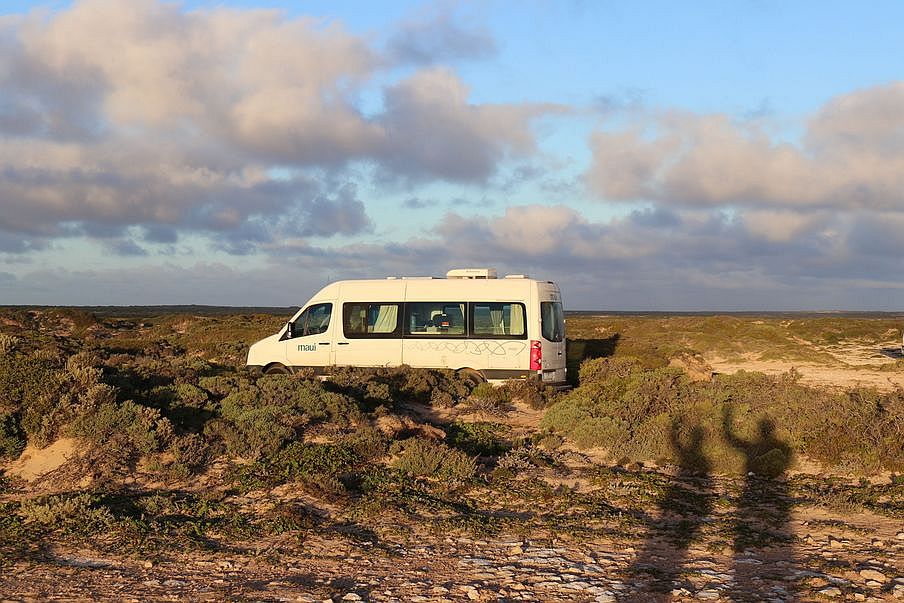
(390, 437), (476, 485)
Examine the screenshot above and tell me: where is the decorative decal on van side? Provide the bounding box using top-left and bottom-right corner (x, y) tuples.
(297, 344), (317, 352)
(404, 340), (526, 356)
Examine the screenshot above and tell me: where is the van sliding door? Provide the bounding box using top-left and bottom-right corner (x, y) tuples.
(333, 302), (403, 367)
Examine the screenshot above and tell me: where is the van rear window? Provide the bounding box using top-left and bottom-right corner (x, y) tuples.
(541, 301), (565, 342)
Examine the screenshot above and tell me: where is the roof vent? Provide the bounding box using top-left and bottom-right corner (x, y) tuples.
(446, 268), (497, 279)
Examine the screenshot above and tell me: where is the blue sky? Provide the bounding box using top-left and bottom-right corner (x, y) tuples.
(1, 1), (903, 309)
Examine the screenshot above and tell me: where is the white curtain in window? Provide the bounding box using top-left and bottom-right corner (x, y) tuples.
(373, 304), (398, 333)
(490, 307), (504, 335)
(510, 304), (524, 336)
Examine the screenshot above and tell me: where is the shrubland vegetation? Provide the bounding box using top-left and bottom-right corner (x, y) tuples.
(0, 308), (902, 561)
(542, 357), (904, 474)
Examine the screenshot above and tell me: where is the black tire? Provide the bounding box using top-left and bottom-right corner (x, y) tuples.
(458, 368), (486, 385)
(263, 364), (290, 375)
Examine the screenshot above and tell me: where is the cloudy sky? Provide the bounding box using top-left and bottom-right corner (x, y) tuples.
(1, 0), (903, 309)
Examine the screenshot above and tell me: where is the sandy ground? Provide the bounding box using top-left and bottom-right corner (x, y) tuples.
(707, 338), (904, 391)
(5, 438), (78, 481)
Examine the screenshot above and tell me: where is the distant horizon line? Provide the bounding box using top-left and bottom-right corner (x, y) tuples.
(2, 304), (903, 318)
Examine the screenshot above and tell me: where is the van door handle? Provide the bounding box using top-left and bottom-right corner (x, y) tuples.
(319, 342), (330, 346)
(337, 342), (350, 345)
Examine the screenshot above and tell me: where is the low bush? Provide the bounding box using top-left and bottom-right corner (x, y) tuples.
(390, 437), (476, 486)
(0, 410), (25, 460)
(0, 334), (19, 355)
(446, 420), (510, 456)
(210, 375), (361, 459)
(503, 378), (555, 409)
(541, 357), (904, 474)
(470, 382), (510, 407)
(70, 400), (174, 463)
(495, 445), (560, 473)
(327, 365), (475, 409)
(234, 441), (360, 495)
(0, 352), (62, 446)
(168, 433), (210, 476)
(798, 388), (904, 473)
(18, 493), (114, 535)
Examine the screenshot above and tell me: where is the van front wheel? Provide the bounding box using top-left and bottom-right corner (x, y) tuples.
(263, 364), (290, 375)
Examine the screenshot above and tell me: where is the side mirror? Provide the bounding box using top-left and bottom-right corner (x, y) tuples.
(286, 320), (295, 339)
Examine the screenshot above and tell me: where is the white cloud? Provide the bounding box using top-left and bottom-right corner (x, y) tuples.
(586, 83), (904, 210)
(0, 1), (552, 249)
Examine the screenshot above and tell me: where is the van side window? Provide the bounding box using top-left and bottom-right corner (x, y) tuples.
(470, 302), (526, 339)
(405, 302), (466, 336)
(290, 303), (332, 338)
(343, 303), (402, 338)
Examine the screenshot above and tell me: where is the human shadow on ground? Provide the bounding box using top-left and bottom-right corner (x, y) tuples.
(620, 423), (716, 602)
(722, 407), (797, 602)
(566, 334), (620, 385)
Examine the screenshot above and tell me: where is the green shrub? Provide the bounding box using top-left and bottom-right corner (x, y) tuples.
(798, 388), (904, 472)
(235, 441), (359, 494)
(18, 493), (113, 534)
(503, 378), (554, 409)
(390, 437), (476, 485)
(0, 352), (61, 445)
(198, 374), (252, 398)
(327, 365), (474, 408)
(70, 400), (174, 460)
(209, 406), (295, 460)
(446, 421), (510, 456)
(540, 388), (630, 450)
(168, 433), (210, 476)
(210, 375), (361, 459)
(0, 410), (25, 460)
(255, 375), (361, 426)
(578, 356), (645, 386)
(496, 445), (560, 473)
(0, 334), (19, 355)
(470, 382), (510, 405)
(343, 426), (390, 461)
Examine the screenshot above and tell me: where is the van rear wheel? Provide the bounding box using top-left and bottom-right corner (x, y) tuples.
(264, 364), (290, 375)
(457, 368), (486, 385)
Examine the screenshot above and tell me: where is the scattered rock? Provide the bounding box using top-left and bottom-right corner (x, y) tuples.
(817, 586), (843, 597)
(696, 589), (721, 600)
(859, 569), (886, 583)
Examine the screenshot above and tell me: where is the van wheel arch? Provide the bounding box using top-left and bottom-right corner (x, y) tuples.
(263, 363), (291, 375)
(457, 368), (486, 384)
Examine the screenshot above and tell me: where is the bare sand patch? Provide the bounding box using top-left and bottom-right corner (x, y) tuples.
(5, 437), (79, 481)
(707, 357), (904, 390)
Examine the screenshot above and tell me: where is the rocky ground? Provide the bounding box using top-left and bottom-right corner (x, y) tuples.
(1, 482), (902, 602)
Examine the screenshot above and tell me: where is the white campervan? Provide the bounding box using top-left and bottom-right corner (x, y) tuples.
(246, 268), (567, 385)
